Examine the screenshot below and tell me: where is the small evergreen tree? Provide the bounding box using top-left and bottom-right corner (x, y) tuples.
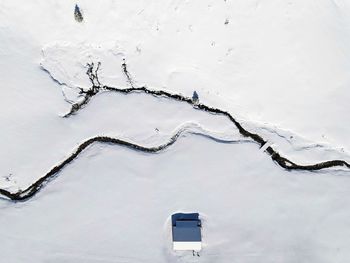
(74, 4), (83, 22)
(192, 90), (199, 103)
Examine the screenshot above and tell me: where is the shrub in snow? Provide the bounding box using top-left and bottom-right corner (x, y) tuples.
(192, 91), (199, 103)
(74, 4), (83, 22)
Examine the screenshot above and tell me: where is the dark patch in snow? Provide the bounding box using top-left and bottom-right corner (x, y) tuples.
(74, 4), (84, 23)
(1, 61), (349, 201)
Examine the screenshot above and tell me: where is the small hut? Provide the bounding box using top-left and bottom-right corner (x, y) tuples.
(171, 213), (202, 251)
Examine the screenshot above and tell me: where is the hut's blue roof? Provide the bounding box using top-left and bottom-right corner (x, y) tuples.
(172, 213), (202, 242)
(171, 213), (200, 226)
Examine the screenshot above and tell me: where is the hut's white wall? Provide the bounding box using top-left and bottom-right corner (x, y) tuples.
(173, 242), (202, 251)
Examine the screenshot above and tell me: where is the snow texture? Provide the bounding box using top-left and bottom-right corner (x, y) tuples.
(0, 0), (350, 262)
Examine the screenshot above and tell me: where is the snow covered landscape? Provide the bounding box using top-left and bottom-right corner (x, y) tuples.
(1, 0), (350, 262)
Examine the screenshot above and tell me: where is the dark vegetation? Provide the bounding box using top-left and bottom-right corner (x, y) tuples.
(74, 4), (83, 22)
(1, 60), (349, 201)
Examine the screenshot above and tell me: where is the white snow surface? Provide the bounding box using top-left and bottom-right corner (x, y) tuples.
(1, 0), (350, 262)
